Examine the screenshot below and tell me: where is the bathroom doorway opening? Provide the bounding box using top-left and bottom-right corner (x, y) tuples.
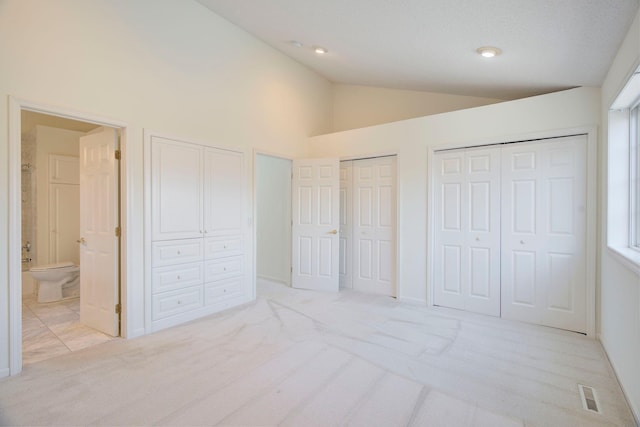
(10, 103), (126, 373)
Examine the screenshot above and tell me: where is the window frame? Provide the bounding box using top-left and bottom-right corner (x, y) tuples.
(607, 69), (640, 272)
(631, 102), (640, 250)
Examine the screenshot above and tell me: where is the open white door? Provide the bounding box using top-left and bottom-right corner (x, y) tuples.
(292, 158), (340, 292)
(79, 127), (120, 336)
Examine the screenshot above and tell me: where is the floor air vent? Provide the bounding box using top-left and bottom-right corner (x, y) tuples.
(578, 384), (601, 414)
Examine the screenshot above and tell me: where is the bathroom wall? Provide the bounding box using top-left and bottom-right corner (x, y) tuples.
(34, 125), (82, 267)
(21, 130), (36, 296)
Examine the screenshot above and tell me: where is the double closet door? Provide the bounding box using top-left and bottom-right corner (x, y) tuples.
(433, 136), (587, 333)
(149, 136), (246, 332)
(340, 156), (397, 296)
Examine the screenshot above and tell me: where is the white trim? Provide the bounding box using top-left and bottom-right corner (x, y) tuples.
(7, 96), (132, 377)
(143, 132), (153, 334)
(599, 333), (640, 425)
(257, 275), (290, 286)
(431, 126), (596, 153)
(339, 150), (398, 161)
(607, 246), (640, 274)
(426, 126), (598, 338)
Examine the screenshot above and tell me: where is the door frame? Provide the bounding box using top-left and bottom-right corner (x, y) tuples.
(8, 97), (130, 375)
(340, 152), (400, 297)
(426, 126), (598, 337)
(253, 150), (293, 294)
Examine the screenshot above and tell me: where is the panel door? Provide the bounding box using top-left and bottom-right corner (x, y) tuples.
(79, 127), (119, 336)
(352, 157), (397, 296)
(204, 148), (243, 237)
(291, 158), (340, 292)
(151, 137), (203, 241)
(501, 136), (587, 333)
(433, 148), (500, 316)
(339, 161), (353, 289)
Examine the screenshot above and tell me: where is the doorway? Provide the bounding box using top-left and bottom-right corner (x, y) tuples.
(256, 154), (398, 297)
(9, 102), (126, 375)
(255, 154), (292, 287)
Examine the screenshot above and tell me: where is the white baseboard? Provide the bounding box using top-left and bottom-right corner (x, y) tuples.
(126, 327), (146, 339)
(0, 367), (10, 379)
(257, 275), (290, 286)
(598, 335), (640, 426)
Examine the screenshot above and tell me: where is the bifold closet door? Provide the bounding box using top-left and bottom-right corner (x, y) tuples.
(339, 161), (353, 288)
(501, 136), (587, 333)
(433, 148), (501, 316)
(352, 156), (397, 296)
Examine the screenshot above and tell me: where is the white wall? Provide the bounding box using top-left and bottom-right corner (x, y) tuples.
(309, 87), (600, 305)
(600, 10), (640, 422)
(0, 0), (333, 377)
(332, 84), (503, 132)
(34, 125), (81, 267)
(256, 155), (292, 285)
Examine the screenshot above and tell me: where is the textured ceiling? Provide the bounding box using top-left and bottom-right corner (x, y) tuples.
(196, 0), (639, 100)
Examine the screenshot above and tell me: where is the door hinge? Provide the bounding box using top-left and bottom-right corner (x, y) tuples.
(115, 150), (121, 160)
(115, 226), (121, 237)
(291, 266), (293, 273)
(115, 303), (122, 314)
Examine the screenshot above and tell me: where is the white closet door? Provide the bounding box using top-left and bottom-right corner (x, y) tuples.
(204, 148), (243, 237)
(433, 148), (500, 316)
(501, 136), (587, 333)
(465, 148), (501, 315)
(352, 157), (397, 296)
(151, 137), (203, 241)
(339, 161), (353, 289)
(291, 158), (340, 292)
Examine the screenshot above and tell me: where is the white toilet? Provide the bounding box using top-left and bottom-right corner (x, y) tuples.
(29, 262), (80, 303)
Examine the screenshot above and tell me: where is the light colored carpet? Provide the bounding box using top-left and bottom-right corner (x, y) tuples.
(0, 279), (634, 426)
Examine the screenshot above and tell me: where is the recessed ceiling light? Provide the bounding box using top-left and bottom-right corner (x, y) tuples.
(313, 46), (328, 54)
(477, 46), (502, 58)
(290, 40), (303, 48)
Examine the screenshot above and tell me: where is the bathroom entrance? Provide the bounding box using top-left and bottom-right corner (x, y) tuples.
(19, 110), (122, 366)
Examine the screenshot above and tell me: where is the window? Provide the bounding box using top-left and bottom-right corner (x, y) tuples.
(632, 104), (640, 249)
(608, 69), (640, 271)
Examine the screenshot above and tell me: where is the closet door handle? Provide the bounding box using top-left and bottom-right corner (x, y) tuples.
(327, 229), (338, 235)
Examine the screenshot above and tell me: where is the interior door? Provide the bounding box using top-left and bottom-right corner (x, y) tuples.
(501, 136), (587, 333)
(352, 157), (397, 296)
(433, 148), (500, 316)
(339, 161), (353, 288)
(291, 158), (340, 292)
(79, 127), (120, 336)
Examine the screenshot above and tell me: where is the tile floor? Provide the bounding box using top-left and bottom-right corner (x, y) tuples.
(1, 280), (635, 426)
(22, 295), (115, 365)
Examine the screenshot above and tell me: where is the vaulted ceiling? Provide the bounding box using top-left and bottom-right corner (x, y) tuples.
(197, 0), (639, 100)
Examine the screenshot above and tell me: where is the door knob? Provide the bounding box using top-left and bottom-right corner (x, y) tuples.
(520, 240), (525, 244)
(327, 229), (338, 235)
(76, 237), (86, 244)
